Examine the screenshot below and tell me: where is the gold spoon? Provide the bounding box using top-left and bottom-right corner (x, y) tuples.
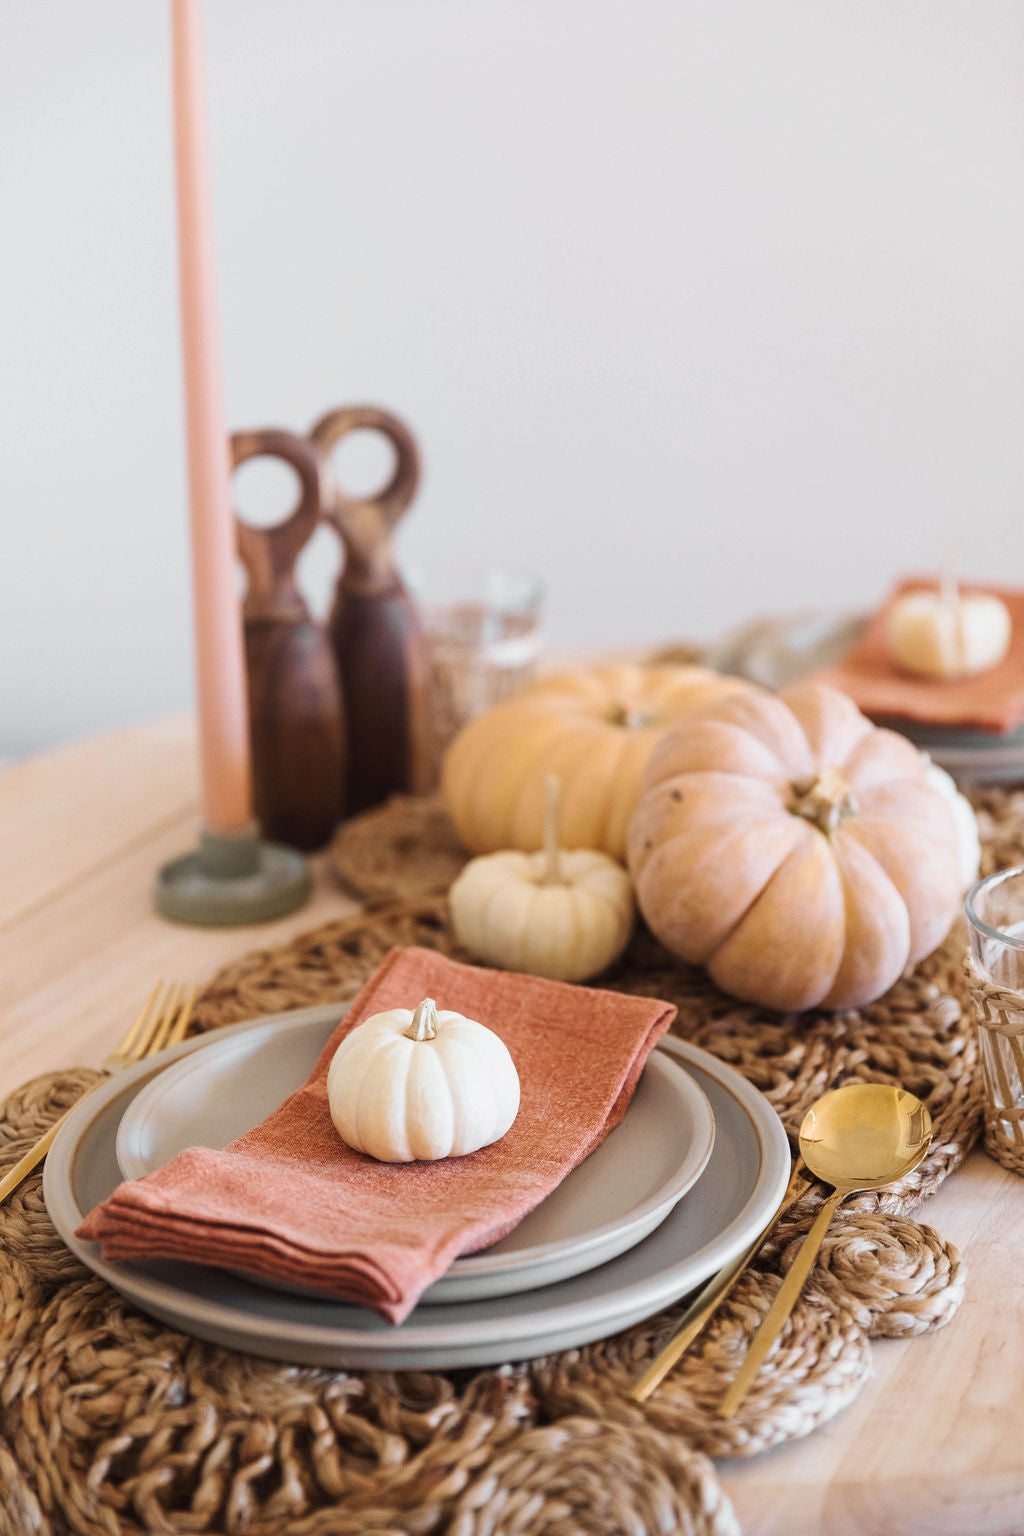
(718, 1082), (932, 1419)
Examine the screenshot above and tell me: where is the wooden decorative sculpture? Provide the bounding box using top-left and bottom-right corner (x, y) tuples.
(311, 405), (433, 815)
(233, 428), (345, 850)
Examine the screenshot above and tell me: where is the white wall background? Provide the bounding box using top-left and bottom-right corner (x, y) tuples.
(2, 0), (1023, 756)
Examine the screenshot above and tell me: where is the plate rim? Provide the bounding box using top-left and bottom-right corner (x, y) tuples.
(45, 1006), (791, 1352)
(113, 1015), (717, 1282)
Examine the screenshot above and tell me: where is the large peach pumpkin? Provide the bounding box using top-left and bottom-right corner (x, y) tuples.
(442, 664), (750, 861)
(627, 681), (961, 1012)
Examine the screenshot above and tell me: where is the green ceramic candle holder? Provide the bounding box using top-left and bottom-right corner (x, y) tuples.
(154, 823), (311, 927)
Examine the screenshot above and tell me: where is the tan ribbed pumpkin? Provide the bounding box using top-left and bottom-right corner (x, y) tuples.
(442, 663), (750, 861)
(627, 681), (961, 1012)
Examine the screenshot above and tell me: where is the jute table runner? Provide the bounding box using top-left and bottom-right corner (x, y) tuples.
(1, 784), (1017, 1535)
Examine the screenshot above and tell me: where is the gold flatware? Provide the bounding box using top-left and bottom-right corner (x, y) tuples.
(718, 1082), (932, 1418)
(0, 981), (197, 1208)
(630, 1158), (814, 1403)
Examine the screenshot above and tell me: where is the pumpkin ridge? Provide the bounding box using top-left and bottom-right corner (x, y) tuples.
(642, 720), (790, 789)
(681, 690), (816, 777)
(508, 724), (597, 848)
(468, 719), (573, 847)
(575, 855), (628, 902)
(837, 815), (960, 965)
(708, 832), (847, 1009)
(355, 1036), (413, 1161)
(406, 1042), (455, 1161)
(482, 873), (534, 967)
(438, 1034), (486, 1151)
(566, 886), (588, 972)
(441, 716), (503, 821)
(447, 712), (549, 843)
(706, 824), (812, 951)
(325, 1030), (381, 1137)
(627, 773), (786, 879)
(779, 679), (875, 766)
(562, 739), (624, 856)
(839, 726), (926, 794)
(637, 815), (803, 962)
(820, 832), (910, 1009)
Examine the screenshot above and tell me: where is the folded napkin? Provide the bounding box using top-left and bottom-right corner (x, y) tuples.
(78, 947), (676, 1324)
(815, 578), (1024, 734)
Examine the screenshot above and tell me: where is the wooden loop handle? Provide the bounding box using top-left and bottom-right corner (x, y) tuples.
(309, 405), (421, 590)
(232, 428), (322, 617)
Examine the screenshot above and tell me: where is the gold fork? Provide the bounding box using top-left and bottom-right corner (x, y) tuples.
(0, 981), (197, 1207)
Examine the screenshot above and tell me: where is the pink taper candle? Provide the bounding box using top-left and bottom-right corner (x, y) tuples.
(170, 0), (252, 834)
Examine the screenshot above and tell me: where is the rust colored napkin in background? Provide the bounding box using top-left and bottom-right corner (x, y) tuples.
(815, 578), (1024, 734)
(78, 947), (676, 1324)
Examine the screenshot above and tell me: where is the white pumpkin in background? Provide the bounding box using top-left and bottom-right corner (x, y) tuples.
(449, 776), (635, 983)
(922, 757), (981, 890)
(885, 585), (1012, 679)
(327, 997), (520, 1163)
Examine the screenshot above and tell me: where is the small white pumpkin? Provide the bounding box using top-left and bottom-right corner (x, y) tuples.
(327, 997), (520, 1162)
(885, 581), (1011, 679)
(449, 776), (635, 982)
(922, 757), (981, 890)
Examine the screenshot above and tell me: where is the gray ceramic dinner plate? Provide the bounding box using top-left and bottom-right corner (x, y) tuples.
(45, 1007), (791, 1371)
(113, 1013), (717, 1303)
(882, 720), (1024, 780)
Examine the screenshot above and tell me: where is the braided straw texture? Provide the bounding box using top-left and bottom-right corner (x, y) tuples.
(330, 796), (470, 906)
(963, 952), (1024, 1177)
(447, 1416), (740, 1536)
(1, 784), (1013, 1534)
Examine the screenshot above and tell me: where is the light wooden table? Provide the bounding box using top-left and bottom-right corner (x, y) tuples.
(1, 718), (1021, 1536)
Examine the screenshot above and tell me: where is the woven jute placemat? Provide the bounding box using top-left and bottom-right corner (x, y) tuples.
(1, 786), (1011, 1535)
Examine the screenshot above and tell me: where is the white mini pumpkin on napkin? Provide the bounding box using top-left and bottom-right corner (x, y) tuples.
(326, 997), (520, 1163)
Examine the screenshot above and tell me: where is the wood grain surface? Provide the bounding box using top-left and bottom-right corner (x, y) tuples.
(0, 716), (1020, 1535)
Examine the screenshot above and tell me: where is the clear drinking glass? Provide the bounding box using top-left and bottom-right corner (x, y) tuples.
(409, 563), (544, 782)
(965, 866), (1024, 1173)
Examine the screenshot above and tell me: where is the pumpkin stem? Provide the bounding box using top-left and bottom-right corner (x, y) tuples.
(404, 998), (440, 1042)
(787, 767), (859, 835)
(608, 704), (654, 730)
(542, 774), (563, 885)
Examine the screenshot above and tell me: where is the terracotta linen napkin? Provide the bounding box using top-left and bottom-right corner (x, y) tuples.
(815, 578), (1024, 734)
(78, 947), (676, 1324)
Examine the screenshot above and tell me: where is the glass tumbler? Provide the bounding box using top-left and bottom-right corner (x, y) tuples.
(966, 866), (1024, 1175)
(409, 563), (544, 784)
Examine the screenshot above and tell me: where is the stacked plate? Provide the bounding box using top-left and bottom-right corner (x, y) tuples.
(45, 1007), (791, 1369)
(883, 719), (1024, 782)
